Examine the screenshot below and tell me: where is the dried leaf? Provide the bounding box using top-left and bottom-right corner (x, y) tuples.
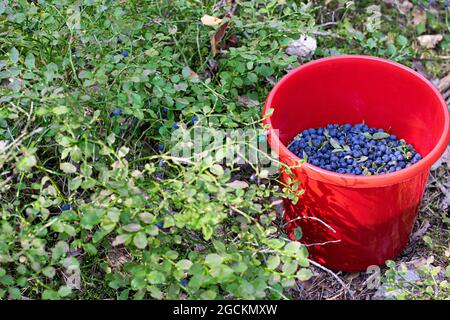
(238, 96), (259, 108)
(412, 60), (431, 79)
(417, 34), (443, 49)
(431, 145), (450, 170)
(210, 19), (230, 56)
(411, 219), (430, 241)
(411, 8), (426, 26)
(286, 35), (317, 58)
(437, 73), (450, 93)
(397, 0), (413, 15)
(201, 15), (222, 26)
(227, 180), (249, 189)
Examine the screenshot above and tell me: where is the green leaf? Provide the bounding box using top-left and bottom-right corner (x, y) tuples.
(205, 254), (223, 267)
(133, 232), (148, 249)
(83, 243), (98, 255)
(0, 275), (15, 286)
(9, 47), (19, 64)
(25, 52), (35, 69)
(80, 211), (101, 229)
(284, 241), (301, 255)
(210, 164), (224, 176)
(122, 223), (141, 232)
(294, 227), (303, 240)
(200, 290), (217, 300)
(51, 105), (70, 115)
(147, 271), (165, 284)
(266, 238), (285, 250)
(57, 286), (72, 297)
(42, 289), (59, 300)
(60, 162), (77, 174)
(282, 259), (297, 275)
(176, 259), (193, 271)
(42, 266), (56, 279)
(8, 287), (21, 300)
(112, 234), (132, 246)
(118, 146), (130, 158)
(263, 107), (274, 118)
(267, 255), (280, 270)
(372, 132), (390, 140)
(396, 35), (408, 47)
(51, 241), (69, 263)
(69, 176), (82, 190)
(358, 156), (369, 163)
(329, 138), (341, 149)
(296, 268), (313, 281)
(16, 155), (37, 172)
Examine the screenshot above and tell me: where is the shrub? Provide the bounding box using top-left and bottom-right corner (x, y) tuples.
(0, 0), (314, 299)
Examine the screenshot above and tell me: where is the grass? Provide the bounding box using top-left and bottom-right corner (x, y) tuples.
(0, 0), (448, 300)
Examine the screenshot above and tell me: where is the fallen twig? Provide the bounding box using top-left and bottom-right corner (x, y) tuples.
(308, 259), (354, 299)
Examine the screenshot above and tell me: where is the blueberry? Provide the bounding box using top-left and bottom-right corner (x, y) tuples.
(353, 151), (362, 158)
(121, 50), (129, 57)
(159, 160), (165, 167)
(71, 47), (76, 53)
(112, 108), (122, 116)
(191, 115), (198, 124)
(173, 122), (179, 129)
(158, 143), (165, 152)
(156, 221), (164, 229)
(180, 279), (189, 287)
(61, 204), (71, 211)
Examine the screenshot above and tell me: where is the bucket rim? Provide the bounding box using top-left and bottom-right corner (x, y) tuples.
(262, 55), (450, 187)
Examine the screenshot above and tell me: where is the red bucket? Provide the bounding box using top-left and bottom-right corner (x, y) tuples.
(263, 55), (450, 271)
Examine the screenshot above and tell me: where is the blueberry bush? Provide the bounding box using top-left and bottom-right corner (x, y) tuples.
(0, 0), (448, 300)
(0, 0), (315, 300)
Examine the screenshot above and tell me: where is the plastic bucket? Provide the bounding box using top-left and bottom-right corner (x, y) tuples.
(263, 55), (450, 272)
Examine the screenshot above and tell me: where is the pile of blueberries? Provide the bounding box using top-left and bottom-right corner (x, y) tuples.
(287, 123), (422, 175)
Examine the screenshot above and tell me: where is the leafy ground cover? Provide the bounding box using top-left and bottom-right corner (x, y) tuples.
(0, 0), (448, 300)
